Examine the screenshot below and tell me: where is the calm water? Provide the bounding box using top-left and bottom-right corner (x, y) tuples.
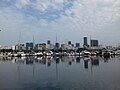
(0, 56), (120, 90)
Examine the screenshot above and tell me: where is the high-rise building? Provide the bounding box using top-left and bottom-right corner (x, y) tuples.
(71, 44), (74, 47)
(47, 40), (51, 45)
(68, 41), (72, 45)
(83, 37), (88, 46)
(26, 42), (34, 50)
(18, 44), (26, 50)
(90, 40), (98, 47)
(55, 43), (60, 49)
(35, 43), (46, 51)
(76, 43), (80, 48)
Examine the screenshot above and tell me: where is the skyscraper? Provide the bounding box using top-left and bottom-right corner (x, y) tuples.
(83, 37), (88, 46)
(26, 42), (34, 50)
(90, 40), (98, 47)
(76, 43), (80, 48)
(47, 40), (51, 45)
(68, 41), (72, 45)
(55, 43), (60, 49)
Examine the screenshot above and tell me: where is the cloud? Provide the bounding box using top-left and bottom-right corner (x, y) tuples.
(15, 0), (30, 9)
(15, 0), (66, 11)
(0, 0), (120, 45)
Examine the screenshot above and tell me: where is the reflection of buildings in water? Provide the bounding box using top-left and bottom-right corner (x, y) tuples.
(103, 57), (110, 63)
(103, 56), (118, 63)
(46, 56), (53, 67)
(26, 58), (34, 65)
(11, 56), (53, 65)
(118, 56), (120, 61)
(61, 56), (75, 65)
(37, 57), (46, 64)
(47, 61), (51, 67)
(0, 56), (12, 61)
(55, 57), (60, 64)
(0, 56), (19, 63)
(68, 61), (72, 65)
(36, 56), (53, 65)
(42, 57), (47, 64)
(47, 57), (52, 67)
(111, 55), (115, 58)
(84, 60), (89, 69)
(37, 57), (43, 61)
(46, 56), (53, 60)
(76, 57), (81, 63)
(83, 57), (90, 69)
(91, 56), (99, 66)
(14, 58), (25, 64)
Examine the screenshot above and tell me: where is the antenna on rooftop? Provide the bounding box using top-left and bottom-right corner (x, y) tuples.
(33, 35), (35, 48)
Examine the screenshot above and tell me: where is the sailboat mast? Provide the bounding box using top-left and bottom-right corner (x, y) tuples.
(18, 32), (21, 50)
(33, 35), (35, 50)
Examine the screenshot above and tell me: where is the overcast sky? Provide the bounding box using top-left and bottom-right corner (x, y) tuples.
(0, 0), (120, 46)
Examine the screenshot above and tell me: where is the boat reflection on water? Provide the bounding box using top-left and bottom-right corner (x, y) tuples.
(83, 57), (90, 69)
(91, 56), (99, 66)
(0, 56), (119, 68)
(0, 56), (120, 90)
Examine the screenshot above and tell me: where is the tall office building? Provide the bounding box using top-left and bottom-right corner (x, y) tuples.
(90, 40), (98, 47)
(83, 37), (89, 48)
(55, 43), (60, 49)
(26, 42), (34, 50)
(47, 40), (51, 45)
(68, 41), (72, 45)
(76, 43), (80, 48)
(83, 37), (88, 46)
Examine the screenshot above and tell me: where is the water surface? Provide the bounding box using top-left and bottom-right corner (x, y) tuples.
(0, 56), (120, 90)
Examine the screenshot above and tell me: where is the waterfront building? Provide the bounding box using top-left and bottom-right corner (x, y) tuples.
(26, 42), (34, 50)
(35, 43), (46, 51)
(54, 43), (60, 50)
(90, 40), (98, 47)
(0, 46), (12, 50)
(47, 40), (51, 45)
(14, 44), (25, 51)
(83, 37), (89, 48)
(83, 37), (88, 46)
(20, 44), (26, 50)
(46, 40), (55, 50)
(12, 46), (16, 51)
(68, 41), (72, 45)
(71, 44), (74, 47)
(90, 40), (99, 50)
(61, 44), (74, 50)
(46, 44), (54, 50)
(106, 46), (113, 50)
(76, 43), (80, 48)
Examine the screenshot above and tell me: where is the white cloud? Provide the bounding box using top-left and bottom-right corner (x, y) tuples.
(15, 0), (66, 11)
(15, 0), (30, 9)
(0, 0), (120, 45)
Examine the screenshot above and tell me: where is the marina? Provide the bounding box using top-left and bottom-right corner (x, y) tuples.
(0, 50), (120, 57)
(0, 0), (120, 90)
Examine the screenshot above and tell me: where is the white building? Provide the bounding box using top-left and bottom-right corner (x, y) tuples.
(46, 44), (55, 50)
(0, 45), (12, 50)
(61, 44), (74, 50)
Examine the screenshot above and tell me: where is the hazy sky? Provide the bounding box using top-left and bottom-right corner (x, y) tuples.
(0, 0), (120, 46)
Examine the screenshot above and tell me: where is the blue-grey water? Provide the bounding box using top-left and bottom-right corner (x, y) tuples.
(0, 56), (120, 90)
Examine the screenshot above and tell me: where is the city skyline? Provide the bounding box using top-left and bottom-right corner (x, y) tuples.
(0, 0), (120, 46)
